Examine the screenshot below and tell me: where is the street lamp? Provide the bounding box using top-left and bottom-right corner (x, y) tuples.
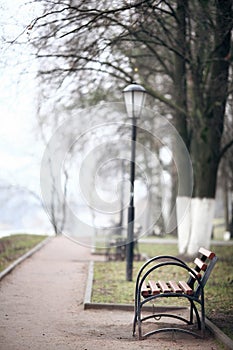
(123, 82), (147, 281)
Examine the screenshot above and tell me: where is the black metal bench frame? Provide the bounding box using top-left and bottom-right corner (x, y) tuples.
(133, 247), (217, 339)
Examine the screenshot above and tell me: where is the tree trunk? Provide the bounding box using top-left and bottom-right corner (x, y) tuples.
(176, 0), (232, 255)
(173, 0), (189, 151)
(173, 0), (192, 254)
(187, 198), (215, 255)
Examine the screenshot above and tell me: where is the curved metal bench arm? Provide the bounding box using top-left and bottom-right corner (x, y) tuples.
(134, 256), (204, 310)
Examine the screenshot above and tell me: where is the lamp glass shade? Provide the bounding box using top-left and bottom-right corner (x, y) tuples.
(123, 83), (146, 119)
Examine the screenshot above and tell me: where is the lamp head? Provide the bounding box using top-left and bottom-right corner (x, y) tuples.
(123, 82), (146, 119)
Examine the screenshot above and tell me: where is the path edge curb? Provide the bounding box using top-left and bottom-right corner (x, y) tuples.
(206, 318), (233, 350)
(0, 236), (52, 281)
(84, 261), (233, 349)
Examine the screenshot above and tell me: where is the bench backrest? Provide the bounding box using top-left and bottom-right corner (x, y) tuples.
(188, 247), (217, 297)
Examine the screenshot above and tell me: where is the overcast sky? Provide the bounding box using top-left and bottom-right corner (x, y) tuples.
(0, 1), (50, 233)
(0, 0), (42, 191)
(0, 1), (175, 238)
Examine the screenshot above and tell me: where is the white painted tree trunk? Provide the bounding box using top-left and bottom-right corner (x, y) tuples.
(176, 197), (215, 256)
(176, 197), (191, 254)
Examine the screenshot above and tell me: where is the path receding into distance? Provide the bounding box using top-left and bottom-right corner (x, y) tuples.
(0, 236), (222, 350)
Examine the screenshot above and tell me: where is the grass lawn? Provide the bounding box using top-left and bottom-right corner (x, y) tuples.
(92, 243), (233, 340)
(0, 234), (47, 272)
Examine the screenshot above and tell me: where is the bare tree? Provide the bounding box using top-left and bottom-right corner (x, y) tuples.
(27, 0), (232, 255)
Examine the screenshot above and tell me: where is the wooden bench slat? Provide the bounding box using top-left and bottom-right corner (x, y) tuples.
(141, 281), (150, 297)
(179, 281), (193, 295)
(157, 280), (170, 293)
(199, 247), (215, 260)
(194, 257), (207, 271)
(148, 280), (161, 295)
(168, 280), (183, 293)
(189, 268), (202, 280)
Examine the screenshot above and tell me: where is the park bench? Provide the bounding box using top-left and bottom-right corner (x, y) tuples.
(106, 237), (126, 261)
(105, 226), (141, 261)
(133, 247), (217, 339)
(105, 236), (141, 261)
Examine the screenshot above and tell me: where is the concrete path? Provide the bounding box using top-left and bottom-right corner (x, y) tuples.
(0, 236), (224, 350)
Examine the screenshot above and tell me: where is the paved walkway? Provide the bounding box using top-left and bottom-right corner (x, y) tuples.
(0, 236), (224, 350)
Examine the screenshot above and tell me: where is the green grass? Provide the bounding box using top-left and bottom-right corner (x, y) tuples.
(0, 234), (47, 272)
(92, 243), (233, 339)
(213, 217), (225, 240)
(205, 245), (233, 339)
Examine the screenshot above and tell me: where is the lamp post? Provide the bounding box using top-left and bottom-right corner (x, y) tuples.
(123, 82), (146, 281)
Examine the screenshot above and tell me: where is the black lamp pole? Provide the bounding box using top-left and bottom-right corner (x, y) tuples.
(126, 117), (137, 281)
(123, 83), (146, 281)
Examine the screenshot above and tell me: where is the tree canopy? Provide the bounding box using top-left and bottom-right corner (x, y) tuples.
(27, 0), (233, 253)
(30, 0), (232, 196)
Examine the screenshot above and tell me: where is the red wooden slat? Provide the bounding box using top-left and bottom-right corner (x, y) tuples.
(169, 280), (183, 293)
(179, 281), (193, 295)
(189, 268), (202, 279)
(157, 280), (171, 293)
(194, 257), (207, 271)
(148, 280), (161, 295)
(199, 247), (215, 260)
(141, 281), (149, 297)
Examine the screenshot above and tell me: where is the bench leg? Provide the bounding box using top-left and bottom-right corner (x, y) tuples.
(132, 312), (137, 336)
(201, 298), (205, 337)
(133, 300), (143, 339)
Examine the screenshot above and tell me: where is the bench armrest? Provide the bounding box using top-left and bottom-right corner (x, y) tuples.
(135, 255), (187, 290)
(134, 255), (188, 305)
